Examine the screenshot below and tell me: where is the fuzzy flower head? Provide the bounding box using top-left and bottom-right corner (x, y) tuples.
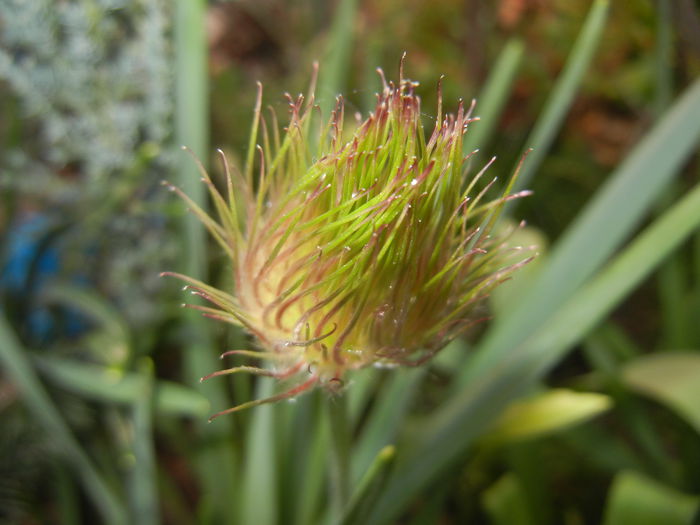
(167, 60), (533, 420)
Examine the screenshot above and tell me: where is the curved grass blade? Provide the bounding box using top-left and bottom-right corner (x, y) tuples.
(0, 314), (127, 525)
(34, 355), (210, 417)
(461, 76), (700, 388)
(341, 445), (396, 525)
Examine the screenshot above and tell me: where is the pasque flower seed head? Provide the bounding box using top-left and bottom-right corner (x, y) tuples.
(165, 59), (533, 420)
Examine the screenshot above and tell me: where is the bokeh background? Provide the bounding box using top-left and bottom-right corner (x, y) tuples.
(2, 1), (700, 524)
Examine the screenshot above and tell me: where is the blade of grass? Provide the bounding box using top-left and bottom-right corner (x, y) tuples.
(174, 1), (237, 521)
(42, 284), (128, 345)
(350, 368), (424, 485)
(34, 355), (210, 417)
(656, 241), (687, 348)
(654, 0), (673, 115)
(295, 399), (330, 525)
(591, 322), (641, 361)
(327, 393), (351, 519)
(0, 314), (127, 525)
(240, 378), (279, 525)
(129, 358), (159, 525)
(462, 37), (524, 156)
(278, 392), (320, 525)
(653, 3), (687, 349)
(461, 76), (700, 388)
(562, 425), (645, 474)
(366, 176), (700, 525)
(584, 334), (678, 483)
(340, 445), (396, 525)
(509, 0), (609, 196)
(361, 35), (382, 113)
(318, 0), (359, 120)
(53, 464), (81, 525)
(347, 367), (381, 426)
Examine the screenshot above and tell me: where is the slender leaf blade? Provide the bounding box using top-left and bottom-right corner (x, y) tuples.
(462, 76), (700, 387)
(0, 315), (127, 525)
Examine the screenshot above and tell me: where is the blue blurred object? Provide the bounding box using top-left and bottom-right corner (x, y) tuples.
(0, 212), (87, 343)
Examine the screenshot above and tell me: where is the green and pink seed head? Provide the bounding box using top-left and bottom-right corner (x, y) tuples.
(164, 60), (534, 420)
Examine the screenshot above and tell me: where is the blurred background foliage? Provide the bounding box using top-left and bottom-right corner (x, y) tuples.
(1, 0), (700, 524)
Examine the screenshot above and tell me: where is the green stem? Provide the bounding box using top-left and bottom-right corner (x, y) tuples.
(174, 1), (238, 522)
(130, 358), (159, 525)
(327, 393), (352, 518)
(340, 445), (396, 525)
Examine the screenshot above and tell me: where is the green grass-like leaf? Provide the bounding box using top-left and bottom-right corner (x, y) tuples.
(174, 1), (238, 521)
(0, 314), (127, 525)
(35, 355), (210, 417)
(462, 76), (700, 387)
(509, 0), (610, 195)
(462, 37), (524, 157)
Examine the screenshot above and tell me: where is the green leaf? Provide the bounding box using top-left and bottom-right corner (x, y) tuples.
(341, 446), (396, 525)
(241, 379), (279, 525)
(622, 352), (700, 435)
(510, 0), (610, 194)
(129, 359), (159, 525)
(350, 368), (424, 484)
(482, 473), (536, 525)
(318, 0), (359, 119)
(294, 396), (329, 525)
(174, 1), (238, 520)
(463, 37), (524, 156)
(602, 471), (699, 525)
(42, 284), (130, 366)
(485, 389), (612, 444)
(461, 74), (700, 389)
(35, 355), (210, 417)
(0, 315), (127, 525)
(42, 284), (127, 341)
